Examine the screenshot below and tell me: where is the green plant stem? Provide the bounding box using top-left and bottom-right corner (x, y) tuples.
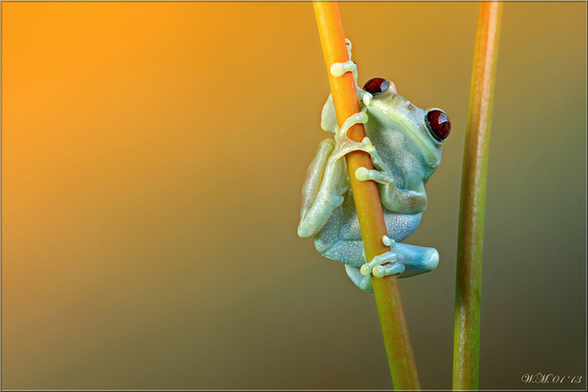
(313, 2), (420, 389)
(453, 2), (503, 390)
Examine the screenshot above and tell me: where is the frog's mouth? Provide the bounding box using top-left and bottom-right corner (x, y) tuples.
(364, 100), (442, 170)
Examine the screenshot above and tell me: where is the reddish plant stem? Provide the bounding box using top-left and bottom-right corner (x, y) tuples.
(313, 2), (420, 389)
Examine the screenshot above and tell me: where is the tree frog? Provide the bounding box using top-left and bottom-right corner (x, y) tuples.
(297, 40), (451, 293)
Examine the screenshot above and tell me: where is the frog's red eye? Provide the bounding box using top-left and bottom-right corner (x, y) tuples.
(363, 78), (390, 94)
(426, 110), (451, 141)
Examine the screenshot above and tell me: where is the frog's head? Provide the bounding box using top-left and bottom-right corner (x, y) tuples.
(360, 77), (451, 185)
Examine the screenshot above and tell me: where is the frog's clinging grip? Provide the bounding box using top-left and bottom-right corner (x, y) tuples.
(382, 235), (394, 247)
(330, 61), (356, 78)
(373, 262), (406, 278)
(339, 111), (368, 138)
(360, 251), (399, 276)
(298, 39), (448, 292)
(355, 166), (395, 184)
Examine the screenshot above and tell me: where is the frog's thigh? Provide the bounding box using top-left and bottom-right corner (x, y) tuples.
(393, 243), (439, 278)
(314, 211), (365, 268)
(298, 139), (344, 238)
(300, 138), (335, 219)
(384, 212), (422, 243)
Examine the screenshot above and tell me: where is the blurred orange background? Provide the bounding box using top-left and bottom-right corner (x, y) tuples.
(2, 2), (586, 389)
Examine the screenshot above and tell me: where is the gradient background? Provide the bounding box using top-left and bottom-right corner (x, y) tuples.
(1, 1), (586, 390)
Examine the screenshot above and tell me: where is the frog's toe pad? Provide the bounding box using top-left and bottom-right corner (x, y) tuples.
(372, 262), (405, 278)
(360, 263), (371, 276)
(361, 91), (373, 106)
(330, 60), (357, 77)
(355, 167), (394, 184)
(360, 251), (402, 277)
(360, 137), (375, 153)
(355, 167), (370, 181)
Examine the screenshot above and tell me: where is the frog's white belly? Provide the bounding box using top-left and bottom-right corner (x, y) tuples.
(337, 189), (421, 241)
(325, 205), (421, 243)
(312, 192), (422, 267)
(383, 210), (422, 242)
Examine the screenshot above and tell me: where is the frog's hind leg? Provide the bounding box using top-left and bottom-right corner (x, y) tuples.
(298, 139), (350, 239)
(320, 237), (374, 293)
(298, 111), (376, 240)
(360, 242), (439, 279)
(313, 214), (373, 292)
(343, 242), (440, 293)
(345, 264), (374, 293)
(314, 230), (365, 268)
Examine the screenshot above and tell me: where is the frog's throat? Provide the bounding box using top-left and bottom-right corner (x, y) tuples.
(365, 104), (441, 169)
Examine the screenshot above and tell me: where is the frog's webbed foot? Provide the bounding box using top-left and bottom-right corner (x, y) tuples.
(359, 236), (439, 280)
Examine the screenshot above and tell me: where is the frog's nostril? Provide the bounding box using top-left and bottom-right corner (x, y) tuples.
(426, 110), (451, 141)
(363, 78), (391, 94)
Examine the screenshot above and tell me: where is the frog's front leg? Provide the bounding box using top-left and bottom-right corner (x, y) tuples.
(313, 222), (374, 292)
(330, 112), (377, 160)
(299, 114), (380, 239)
(355, 166), (428, 214)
